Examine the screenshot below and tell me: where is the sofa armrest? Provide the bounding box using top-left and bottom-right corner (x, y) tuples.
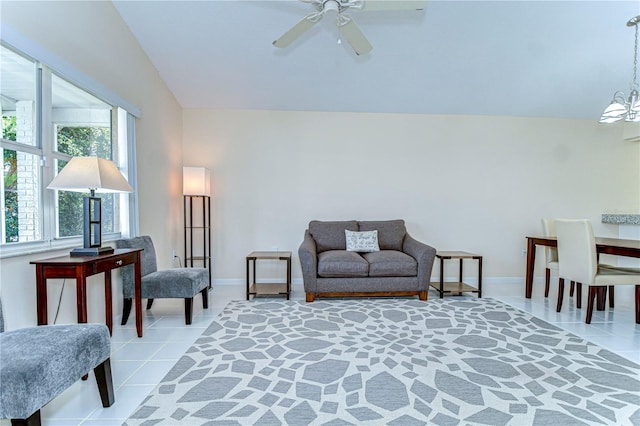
(298, 230), (318, 293)
(403, 233), (437, 289)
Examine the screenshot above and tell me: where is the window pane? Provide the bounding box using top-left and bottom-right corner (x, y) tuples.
(0, 45), (37, 147)
(52, 74), (111, 157)
(51, 75), (115, 239)
(2, 149), (41, 243)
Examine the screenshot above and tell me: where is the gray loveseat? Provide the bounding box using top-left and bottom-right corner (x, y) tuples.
(299, 220), (436, 302)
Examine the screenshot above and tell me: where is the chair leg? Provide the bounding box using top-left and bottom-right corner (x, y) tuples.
(586, 286), (597, 324)
(596, 287), (607, 311)
(608, 286), (614, 308)
(121, 298), (132, 325)
(556, 278), (564, 312)
(94, 358), (115, 407)
(544, 268), (551, 297)
(11, 410), (40, 426)
(569, 281), (575, 297)
(146, 299), (154, 310)
(184, 297), (193, 325)
(576, 283), (582, 309)
(201, 288), (209, 309)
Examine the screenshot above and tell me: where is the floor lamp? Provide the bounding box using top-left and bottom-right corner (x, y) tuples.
(47, 156), (133, 256)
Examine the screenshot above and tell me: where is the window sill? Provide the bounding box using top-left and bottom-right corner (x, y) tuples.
(0, 234), (123, 259)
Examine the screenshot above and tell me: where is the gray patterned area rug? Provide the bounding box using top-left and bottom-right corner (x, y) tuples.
(124, 298), (640, 425)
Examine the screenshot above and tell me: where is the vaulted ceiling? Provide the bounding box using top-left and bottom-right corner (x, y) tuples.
(112, 0), (640, 120)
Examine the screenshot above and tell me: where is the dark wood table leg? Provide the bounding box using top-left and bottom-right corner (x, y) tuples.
(477, 256), (482, 298)
(35, 264), (48, 325)
(439, 256), (444, 298)
(104, 270), (113, 336)
(134, 253), (143, 337)
(525, 238), (536, 298)
(286, 257), (291, 300)
(246, 257), (250, 300)
(76, 266), (88, 324)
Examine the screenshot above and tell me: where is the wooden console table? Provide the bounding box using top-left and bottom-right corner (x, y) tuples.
(30, 248), (144, 337)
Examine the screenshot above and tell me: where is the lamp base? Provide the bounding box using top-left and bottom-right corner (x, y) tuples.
(70, 246), (115, 257)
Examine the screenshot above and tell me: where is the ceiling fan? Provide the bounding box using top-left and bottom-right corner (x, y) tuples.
(273, 0), (426, 56)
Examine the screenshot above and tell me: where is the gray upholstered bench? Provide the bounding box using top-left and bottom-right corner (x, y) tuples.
(0, 299), (114, 425)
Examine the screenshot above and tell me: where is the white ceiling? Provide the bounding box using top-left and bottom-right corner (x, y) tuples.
(112, 0), (640, 120)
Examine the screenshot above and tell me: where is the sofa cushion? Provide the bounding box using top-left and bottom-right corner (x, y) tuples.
(363, 250), (417, 277)
(345, 230), (380, 253)
(358, 220), (406, 251)
(309, 220), (358, 253)
(318, 250), (369, 277)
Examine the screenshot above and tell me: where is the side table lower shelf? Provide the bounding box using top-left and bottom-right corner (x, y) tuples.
(246, 251), (292, 300)
(430, 251), (482, 298)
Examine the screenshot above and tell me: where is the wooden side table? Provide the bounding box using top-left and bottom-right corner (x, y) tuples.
(430, 251), (482, 298)
(246, 251), (292, 300)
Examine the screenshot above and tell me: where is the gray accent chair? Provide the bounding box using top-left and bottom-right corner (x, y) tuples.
(0, 298), (114, 425)
(299, 220), (437, 302)
(115, 235), (209, 325)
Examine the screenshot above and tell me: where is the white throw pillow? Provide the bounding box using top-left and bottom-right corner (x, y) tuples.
(345, 230), (380, 253)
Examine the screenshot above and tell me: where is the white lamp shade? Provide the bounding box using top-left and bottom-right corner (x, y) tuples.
(183, 166), (211, 196)
(47, 156), (133, 193)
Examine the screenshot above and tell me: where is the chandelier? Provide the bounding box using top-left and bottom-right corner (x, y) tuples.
(600, 15), (640, 124)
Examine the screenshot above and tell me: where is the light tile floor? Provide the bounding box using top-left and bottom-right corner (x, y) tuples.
(3, 282), (639, 425)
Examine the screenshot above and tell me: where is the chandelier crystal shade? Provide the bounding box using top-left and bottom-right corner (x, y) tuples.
(600, 15), (640, 124)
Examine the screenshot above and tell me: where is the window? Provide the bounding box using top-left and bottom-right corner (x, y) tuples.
(0, 43), (136, 256)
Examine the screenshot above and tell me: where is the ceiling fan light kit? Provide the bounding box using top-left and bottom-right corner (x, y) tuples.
(273, 0), (426, 56)
(600, 15), (640, 124)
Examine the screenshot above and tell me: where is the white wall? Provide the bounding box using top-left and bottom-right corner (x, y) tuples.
(183, 109), (639, 285)
(0, 1), (183, 329)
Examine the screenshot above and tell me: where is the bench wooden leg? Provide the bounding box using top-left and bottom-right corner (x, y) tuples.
(185, 298), (193, 325)
(94, 358), (115, 407)
(306, 293), (315, 302)
(11, 410), (40, 426)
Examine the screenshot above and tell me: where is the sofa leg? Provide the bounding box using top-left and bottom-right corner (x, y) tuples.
(418, 291), (428, 301)
(306, 293), (315, 302)
(11, 410), (40, 426)
(185, 297), (193, 325)
(94, 358), (115, 407)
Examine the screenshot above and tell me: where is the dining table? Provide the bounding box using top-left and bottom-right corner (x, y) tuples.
(525, 235), (640, 298)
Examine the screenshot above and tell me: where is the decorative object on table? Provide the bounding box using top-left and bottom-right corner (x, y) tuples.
(47, 156), (133, 256)
(555, 219), (640, 324)
(115, 235), (209, 325)
(298, 220), (436, 302)
(430, 251), (482, 298)
(245, 251), (292, 300)
(600, 15), (640, 123)
(0, 298), (114, 425)
(124, 298), (640, 425)
(183, 166), (212, 288)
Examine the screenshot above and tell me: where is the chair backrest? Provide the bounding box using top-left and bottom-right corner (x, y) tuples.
(541, 218), (558, 264)
(115, 235), (158, 298)
(555, 219), (597, 285)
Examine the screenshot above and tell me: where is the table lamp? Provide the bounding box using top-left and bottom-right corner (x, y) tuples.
(47, 156), (134, 256)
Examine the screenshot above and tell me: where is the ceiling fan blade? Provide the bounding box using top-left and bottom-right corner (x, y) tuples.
(338, 18), (372, 56)
(273, 14), (321, 48)
(359, 0), (426, 11)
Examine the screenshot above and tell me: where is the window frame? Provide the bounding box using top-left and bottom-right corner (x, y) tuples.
(0, 34), (139, 258)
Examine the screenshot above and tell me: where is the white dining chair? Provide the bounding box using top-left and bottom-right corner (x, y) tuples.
(542, 218), (580, 311)
(555, 219), (640, 324)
